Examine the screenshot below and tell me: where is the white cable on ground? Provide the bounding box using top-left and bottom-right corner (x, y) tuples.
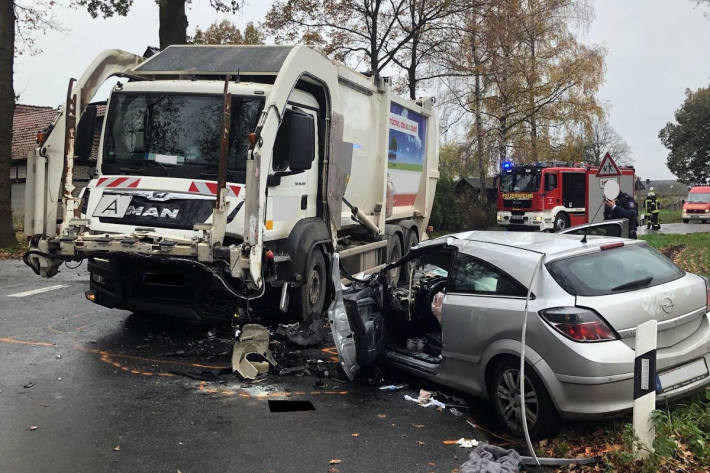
(519, 254), (545, 467)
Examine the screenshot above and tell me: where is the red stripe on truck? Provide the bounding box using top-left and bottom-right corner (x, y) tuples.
(393, 194), (417, 206)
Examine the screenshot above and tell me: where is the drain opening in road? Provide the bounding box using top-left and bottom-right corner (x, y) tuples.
(268, 400), (315, 412)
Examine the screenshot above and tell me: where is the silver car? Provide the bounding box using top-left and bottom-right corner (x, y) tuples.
(329, 230), (710, 437)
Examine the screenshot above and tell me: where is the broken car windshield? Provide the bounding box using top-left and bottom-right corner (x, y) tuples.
(101, 92), (264, 182)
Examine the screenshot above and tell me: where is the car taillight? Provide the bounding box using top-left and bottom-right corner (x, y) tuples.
(539, 307), (618, 342)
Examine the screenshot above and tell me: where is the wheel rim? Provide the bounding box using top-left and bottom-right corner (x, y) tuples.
(556, 217), (567, 230)
(495, 368), (539, 432)
(308, 265), (322, 306)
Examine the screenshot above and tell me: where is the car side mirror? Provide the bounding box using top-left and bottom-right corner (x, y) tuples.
(273, 108), (315, 173)
(75, 104), (97, 162)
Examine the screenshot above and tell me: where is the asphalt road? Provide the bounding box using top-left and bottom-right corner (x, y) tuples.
(0, 260), (493, 473)
(637, 221), (710, 235)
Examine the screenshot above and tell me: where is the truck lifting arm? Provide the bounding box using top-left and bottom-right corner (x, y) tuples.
(24, 49), (143, 276)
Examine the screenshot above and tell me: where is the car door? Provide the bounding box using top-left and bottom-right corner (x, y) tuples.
(558, 218), (629, 238)
(440, 252), (529, 391)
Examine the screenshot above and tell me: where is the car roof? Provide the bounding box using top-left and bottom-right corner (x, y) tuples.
(420, 231), (646, 286)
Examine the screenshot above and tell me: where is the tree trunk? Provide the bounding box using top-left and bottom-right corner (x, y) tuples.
(474, 72), (485, 206)
(408, 34), (419, 100)
(159, 0), (188, 49)
(0, 0), (17, 247)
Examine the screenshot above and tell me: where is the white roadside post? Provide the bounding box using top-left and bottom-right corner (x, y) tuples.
(633, 319), (658, 459)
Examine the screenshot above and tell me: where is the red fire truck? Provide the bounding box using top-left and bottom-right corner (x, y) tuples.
(496, 161), (635, 231)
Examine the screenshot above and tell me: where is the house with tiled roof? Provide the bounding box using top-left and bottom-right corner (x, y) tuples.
(10, 103), (105, 220)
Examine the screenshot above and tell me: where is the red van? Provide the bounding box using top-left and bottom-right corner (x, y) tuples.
(682, 186), (710, 223)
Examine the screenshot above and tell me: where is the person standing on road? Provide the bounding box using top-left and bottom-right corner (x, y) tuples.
(644, 188), (661, 230)
(604, 191), (638, 239)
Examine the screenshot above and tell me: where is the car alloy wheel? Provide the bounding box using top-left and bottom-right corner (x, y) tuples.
(494, 367), (539, 432)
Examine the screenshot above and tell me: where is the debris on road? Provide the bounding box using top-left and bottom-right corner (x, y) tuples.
(113, 445), (120, 452)
(404, 389), (446, 409)
(378, 383), (407, 391)
(459, 444), (520, 473)
(23, 382), (34, 389)
(456, 438), (479, 448)
(351, 433), (359, 438)
(29, 425), (38, 431)
(231, 324), (278, 380)
(328, 459), (342, 465)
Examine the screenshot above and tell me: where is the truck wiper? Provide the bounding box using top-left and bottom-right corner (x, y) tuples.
(611, 276), (653, 292)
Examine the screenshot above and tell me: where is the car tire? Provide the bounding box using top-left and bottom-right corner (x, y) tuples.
(683, 219), (689, 224)
(553, 212), (569, 231)
(402, 229), (419, 283)
(293, 247), (327, 321)
(489, 358), (559, 439)
(386, 234), (403, 285)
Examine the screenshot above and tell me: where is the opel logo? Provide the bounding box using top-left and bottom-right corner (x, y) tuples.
(661, 297), (674, 314)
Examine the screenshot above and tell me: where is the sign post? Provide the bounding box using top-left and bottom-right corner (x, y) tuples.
(633, 319), (657, 459)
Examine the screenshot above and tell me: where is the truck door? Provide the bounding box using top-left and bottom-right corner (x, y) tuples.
(561, 172), (586, 209)
(266, 107), (319, 238)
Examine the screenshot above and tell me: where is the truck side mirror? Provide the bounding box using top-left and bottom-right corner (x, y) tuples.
(544, 174), (557, 191)
(273, 108), (315, 173)
(75, 104), (97, 162)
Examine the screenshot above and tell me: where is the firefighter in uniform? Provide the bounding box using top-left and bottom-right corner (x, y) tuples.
(644, 188), (661, 230)
(604, 191), (638, 239)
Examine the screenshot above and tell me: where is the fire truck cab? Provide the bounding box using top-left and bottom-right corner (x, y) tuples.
(496, 161), (635, 232)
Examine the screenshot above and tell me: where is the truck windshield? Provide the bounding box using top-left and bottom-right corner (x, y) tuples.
(500, 172), (541, 192)
(102, 92), (264, 182)
(687, 193), (710, 203)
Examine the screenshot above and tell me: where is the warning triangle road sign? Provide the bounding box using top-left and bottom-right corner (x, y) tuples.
(596, 152), (621, 177)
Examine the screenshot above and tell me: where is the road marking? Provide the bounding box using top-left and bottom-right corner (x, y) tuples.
(7, 285), (68, 298)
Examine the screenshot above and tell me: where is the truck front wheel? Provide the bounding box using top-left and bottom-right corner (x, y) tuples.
(294, 247), (327, 321)
(553, 212), (570, 231)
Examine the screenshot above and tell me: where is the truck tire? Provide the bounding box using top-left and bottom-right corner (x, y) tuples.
(553, 212), (570, 231)
(386, 234), (403, 286)
(293, 247), (327, 321)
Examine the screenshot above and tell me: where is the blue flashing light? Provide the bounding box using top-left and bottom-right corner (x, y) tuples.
(502, 160), (513, 170)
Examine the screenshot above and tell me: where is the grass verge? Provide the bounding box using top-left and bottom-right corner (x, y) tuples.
(0, 232), (26, 259)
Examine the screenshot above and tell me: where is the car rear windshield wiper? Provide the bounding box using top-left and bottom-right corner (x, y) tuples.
(611, 276), (653, 292)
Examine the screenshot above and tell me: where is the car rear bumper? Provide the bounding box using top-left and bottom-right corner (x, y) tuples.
(537, 313), (710, 419)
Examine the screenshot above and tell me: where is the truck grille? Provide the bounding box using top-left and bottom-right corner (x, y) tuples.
(503, 199), (532, 209)
(687, 209), (706, 214)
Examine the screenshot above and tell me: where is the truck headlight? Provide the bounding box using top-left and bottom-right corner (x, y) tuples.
(497, 215), (503, 221)
(533, 216), (543, 221)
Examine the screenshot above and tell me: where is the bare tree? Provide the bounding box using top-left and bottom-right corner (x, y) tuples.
(583, 115), (632, 166)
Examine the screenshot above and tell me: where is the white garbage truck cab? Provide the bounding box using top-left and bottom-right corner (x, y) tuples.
(24, 45), (439, 322)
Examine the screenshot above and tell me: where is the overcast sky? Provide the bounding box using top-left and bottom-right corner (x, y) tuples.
(12, 0), (710, 180)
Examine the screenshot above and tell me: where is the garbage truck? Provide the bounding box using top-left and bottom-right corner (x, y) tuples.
(23, 45), (439, 323)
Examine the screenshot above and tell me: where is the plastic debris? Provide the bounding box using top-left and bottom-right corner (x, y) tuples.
(29, 425), (38, 431)
(456, 438), (479, 448)
(404, 389), (446, 409)
(378, 384), (407, 391)
(351, 433), (360, 438)
(231, 324), (278, 380)
(23, 382), (34, 389)
(450, 407), (464, 417)
(113, 445), (121, 452)
(56, 354), (61, 359)
(329, 459), (342, 465)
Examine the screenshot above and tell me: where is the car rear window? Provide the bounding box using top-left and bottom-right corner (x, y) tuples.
(546, 244), (685, 296)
